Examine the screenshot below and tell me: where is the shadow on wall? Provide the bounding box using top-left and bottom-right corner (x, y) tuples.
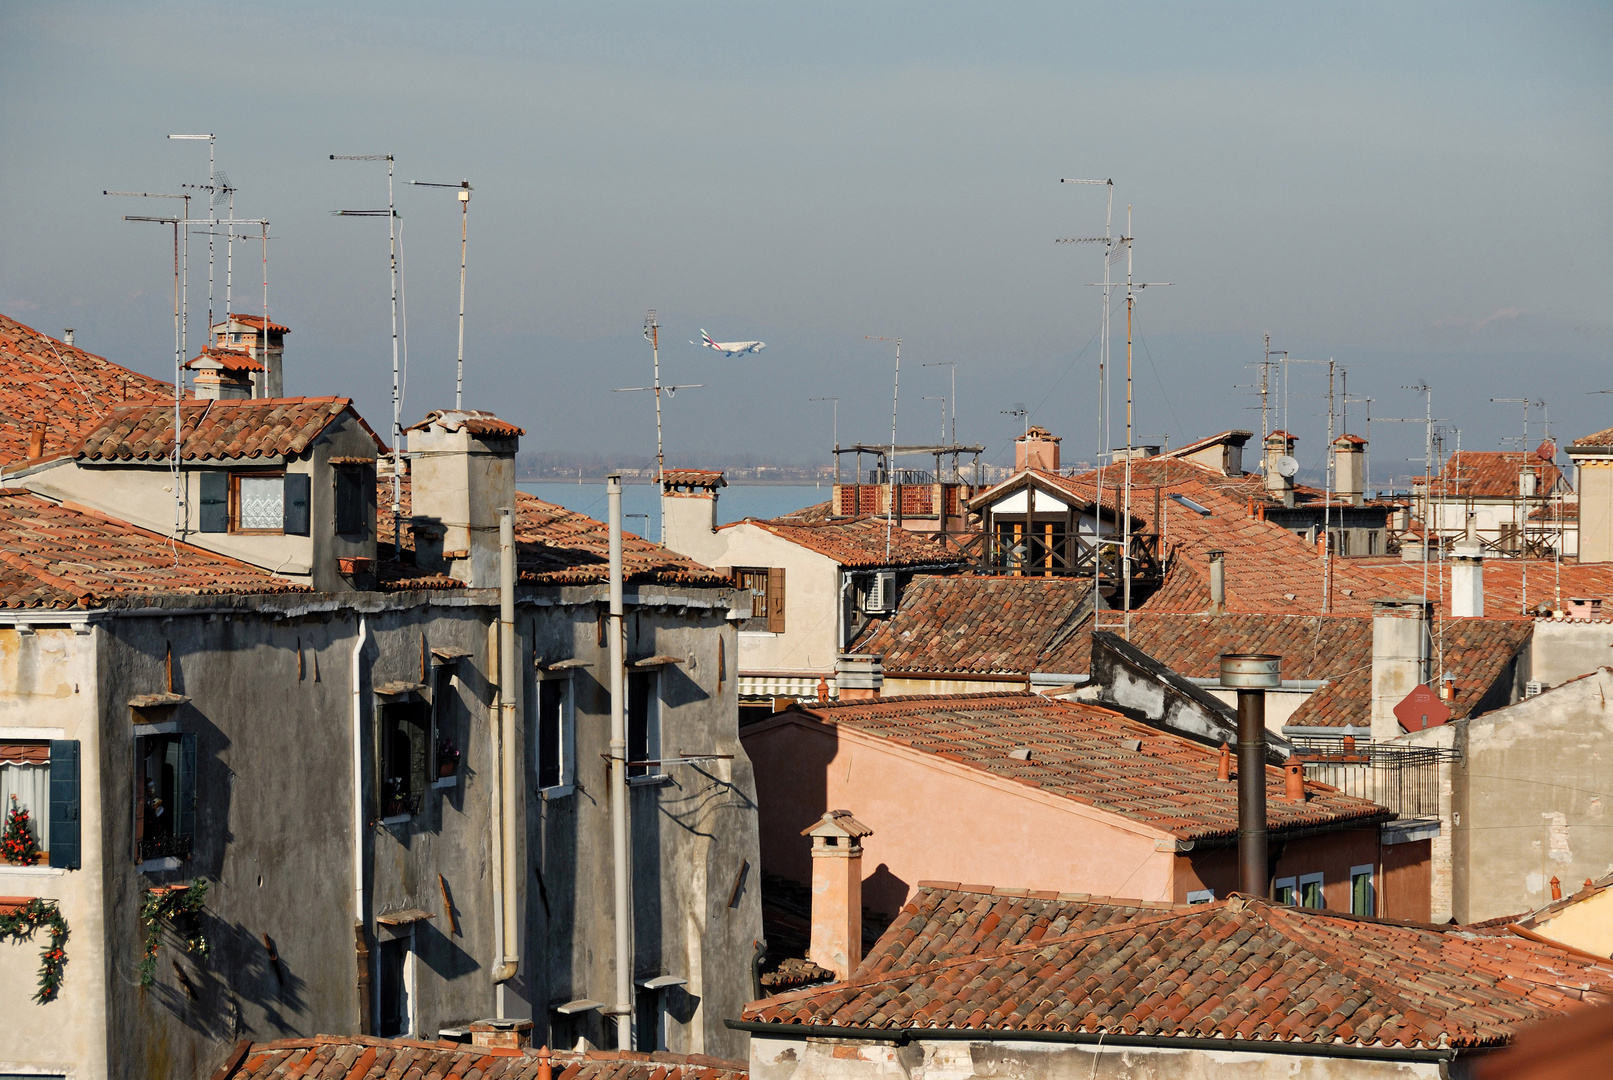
(862, 863), (910, 921)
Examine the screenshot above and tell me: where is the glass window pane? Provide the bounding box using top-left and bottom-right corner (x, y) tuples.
(1, 758), (50, 855)
(239, 476), (283, 530)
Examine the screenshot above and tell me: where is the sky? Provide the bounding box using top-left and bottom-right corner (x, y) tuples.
(1, 2), (1609, 486)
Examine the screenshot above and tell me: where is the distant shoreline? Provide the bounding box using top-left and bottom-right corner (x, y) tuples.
(517, 477), (827, 488)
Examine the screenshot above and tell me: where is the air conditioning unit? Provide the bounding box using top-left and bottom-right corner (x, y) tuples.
(1524, 680), (1544, 698)
(865, 571), (897, 614)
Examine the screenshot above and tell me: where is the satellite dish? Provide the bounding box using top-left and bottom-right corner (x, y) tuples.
(1275, 455), (1299, 478)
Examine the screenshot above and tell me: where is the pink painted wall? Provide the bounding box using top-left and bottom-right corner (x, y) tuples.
(744, 715), (1176, 916)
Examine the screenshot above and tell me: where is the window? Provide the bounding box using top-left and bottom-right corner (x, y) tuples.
(1299, 872), (1325, 910)
(1274, 877), (1296, 906)
(377, 701), (430, 819)
(628, 671), (660, 779)
(135, 734), (195, 862)
(635, 986), (665, 1051)
(536, 677), (573, 792)
(197, 471), (310, 536)
(229, 332), (242, 343)
(432, 666), (460, 787)
(734, 568), (785, 633)
(1, 743), (49, 860)
(1351, 865), (1375, 917)
(335, 465), (372, 537)
(1186, 889), (1215, 905)
(376, 935), (412, 1036)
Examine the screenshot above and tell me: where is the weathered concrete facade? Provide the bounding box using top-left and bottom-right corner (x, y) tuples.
(0, 583), (761, 1078)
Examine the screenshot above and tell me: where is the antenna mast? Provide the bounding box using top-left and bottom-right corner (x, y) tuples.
(614, 310), (702, 542)
(411, 179), (474, 408)
(866, 336), (901, 559)
(809, 397), (839, 484)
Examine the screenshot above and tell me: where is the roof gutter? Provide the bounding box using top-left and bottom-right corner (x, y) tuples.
(724, 1020), (1464, 1065)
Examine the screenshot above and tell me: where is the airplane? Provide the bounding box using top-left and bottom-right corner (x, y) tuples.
(692, 329), (766, 357)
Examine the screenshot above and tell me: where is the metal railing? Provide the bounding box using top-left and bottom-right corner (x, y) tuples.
(1287, 735), (1458, 820)
(137, 833), (193, 861)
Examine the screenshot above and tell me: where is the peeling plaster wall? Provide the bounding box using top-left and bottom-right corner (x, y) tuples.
(748, 1034), (1449, 1080)
(1530, 620), (1613, 688)
(0, 626), (107, 1080)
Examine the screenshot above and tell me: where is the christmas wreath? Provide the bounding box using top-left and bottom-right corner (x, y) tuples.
(0, 898), (69, 1003)
(139, 879), (210, 987)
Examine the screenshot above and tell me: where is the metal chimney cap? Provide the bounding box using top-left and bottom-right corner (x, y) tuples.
(1220, 653), (1281, 688)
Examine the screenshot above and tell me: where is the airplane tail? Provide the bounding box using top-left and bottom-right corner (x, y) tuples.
(699, 330), (716, 349)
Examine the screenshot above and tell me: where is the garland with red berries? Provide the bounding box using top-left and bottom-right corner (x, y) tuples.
(0, 898), (69, 1003)
(139, 879), (210, 987)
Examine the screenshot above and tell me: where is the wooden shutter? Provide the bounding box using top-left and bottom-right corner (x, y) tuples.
(335, 468), (365, 535)
(766, 567), (786, 633)
(199, 471), (229, 532)
(48, 740), (80, 869)
(283, 472), (311, 535)
(177, 733), (197, 844)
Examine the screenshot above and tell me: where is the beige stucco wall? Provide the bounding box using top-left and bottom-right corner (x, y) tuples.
(1573, 458), (1612, 563)
(1531, 886), (1613, 957)
(0, 625), (107, 1080)
(882, 676), (1028, 696)
(1531, 619), (1613, 687)
(744, 716), (1176, 916)
(1204, 687), (1313, 733)
(665, 519), (844, 676)
(749, 1033), (1449, 1080)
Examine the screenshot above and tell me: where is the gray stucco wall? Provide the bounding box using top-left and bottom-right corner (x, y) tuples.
(83, 581), (758, 1077)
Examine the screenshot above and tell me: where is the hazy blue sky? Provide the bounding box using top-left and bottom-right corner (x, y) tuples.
(2, 2), (1608, 484)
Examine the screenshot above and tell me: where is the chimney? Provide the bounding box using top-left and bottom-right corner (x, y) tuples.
(1217, 742), (1231, 782)
(1519, 467), (1538, 498)
(1451, 514), (1484, 618)
(660, 469), (726, 561)
(1333, 434), (1366, 505)
(1283, 755), (1307, 801)
(26, 410), (45, 459)
(1371, 597), (1431, 742)
(1015, 425), (1061, 472)
(468, 1019), (533, 1049)
(1550, 876), (1562, 901)
(803, 810), (873, 979)
(1567, 437), (1612, 563)
(1207, 550), (1226, 614)
(62, 328), (75, 347)
(406, 409), (522, 588)
(1221, 653), (1281, 897)
(1263, 431), (1297, 508)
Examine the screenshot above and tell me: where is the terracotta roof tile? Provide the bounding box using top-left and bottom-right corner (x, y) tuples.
(791, 693), (1389, 839)
(219, 312), (289, 334)
(851, 574), (1094, 675)
(733, 516), (966, 570)
(184, 346), (263, 372)
(404, 409), (525, 438)
(1571, 426), (1613, 450)
(0, 489), (310, 608)
(0, 313), (173, 467)
(73, 397), (384, 462)
(1413, 451), (1565, 500)
(226, 1042), (746, 1080)
(745, 891), (1613, 1050)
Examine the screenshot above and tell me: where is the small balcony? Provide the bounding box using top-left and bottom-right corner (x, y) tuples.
(138, 833), (193, 862)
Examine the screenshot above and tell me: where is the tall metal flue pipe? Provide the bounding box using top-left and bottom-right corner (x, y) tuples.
(1221, 653), (1281, 896)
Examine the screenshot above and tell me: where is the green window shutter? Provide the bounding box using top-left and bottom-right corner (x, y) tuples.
(199, 472), (229, 533)
(177, 733), (197, 842)
(48, 740), (80, 870)
(283, 473), (311, 536)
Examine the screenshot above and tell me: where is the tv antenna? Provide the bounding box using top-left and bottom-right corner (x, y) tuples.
(923, 396), (947, 444)
(330, 153), (403, 545)
(1490, 397), (1531, 449)
(167, 134), (217, 335)
(808, 397), (839, 482)
(410, 179), (474, 408)
(1000, 403), (1029, 439)
(615, 310), (702, 540)
(1057, 178), (1115, 458)
(921, 360), (958, 447)
(866, 336), (902, 559)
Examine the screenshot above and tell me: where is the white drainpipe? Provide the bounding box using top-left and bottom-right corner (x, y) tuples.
(494, 508), (521, 991)
(351, 615), (369, 1027)
(608, 474), (633, 1047)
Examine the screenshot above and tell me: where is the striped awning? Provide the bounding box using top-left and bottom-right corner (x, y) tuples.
(0, 743), (48, 767)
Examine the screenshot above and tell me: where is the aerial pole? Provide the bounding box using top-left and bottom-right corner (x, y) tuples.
(411, 179), (474, 408)
(922, 361), (958, 477)
(1058, 178), (1114, 461)
(1116, 206), (1171, 632)
(866, 336), (901, 560)
(168, 134), (215, 339)
(809, 397), (839, 483)
(614, 311), (702, 541)
(332, 154), (402, 547)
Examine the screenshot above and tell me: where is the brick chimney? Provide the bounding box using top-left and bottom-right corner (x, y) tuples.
(1371, 597), (1431, 742)
(1451, 514), (1484, 618)
(803, 809), (873, 979)
(1207, 550), (1226, 614)
(1263, 431), (1297, 507)
(406, 410), (522, 587)
(1333, 434), (1366, 506)
(1015, 425), (1061, 472)
(468, 1019), (533, 1049)
(660, 469), (726, 561)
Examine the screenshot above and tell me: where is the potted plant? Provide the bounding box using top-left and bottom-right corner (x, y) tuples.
(437, 737), (460, 778)
(383, 777), (406, 817)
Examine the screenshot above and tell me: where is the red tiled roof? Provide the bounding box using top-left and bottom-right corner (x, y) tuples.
(790, 693), (1390, 840)
(222, 1038), (745, 1080)
(1360, 559), (1613, 617)
(744, 891), (1613, 1050)
(1163, 429), (1253, 459)
(736, 516), (966, 570)
(0, 314), (173, 467)
(1571, 426), (1613, 450)
(661, 468), (726, 487)
(218, 313), (288, 334)
(377, 474), (728, 588)
(851, 574), (1094, 675)
(0, 489), (309, 609)
(1413, 451), (1566, 499)
(73, 397), (385, 462)
(405, 408), (525, 438)
(184, 346), (262, 372)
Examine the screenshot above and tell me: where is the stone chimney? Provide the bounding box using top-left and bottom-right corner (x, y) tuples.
(1333, 434), (1366, 505)
(62, 328), (75, 347)
(1263, 431), (1297, 507)
(660, 469), (726, 560)
(211, 314), (285, 398)
(1371, 597), (1431, 742)
(1207, 550), (1226, 614)
(1451, 514), (1484, 618)
(1015, 425), (1061, 472)
(1567, 435), (1612, 564)
(185, 348), (259, 401)
(406, 410), (522, 588)
(803, 810), (873, 979)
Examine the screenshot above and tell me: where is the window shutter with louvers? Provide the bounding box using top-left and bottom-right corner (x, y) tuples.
(767, 567), (786, 633)
(283, 473), (311, 535)
(199, 471), (229, 532)
(48, 740), (80, 869)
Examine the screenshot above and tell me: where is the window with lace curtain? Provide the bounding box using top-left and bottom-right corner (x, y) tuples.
(0, 742), (49, 858)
